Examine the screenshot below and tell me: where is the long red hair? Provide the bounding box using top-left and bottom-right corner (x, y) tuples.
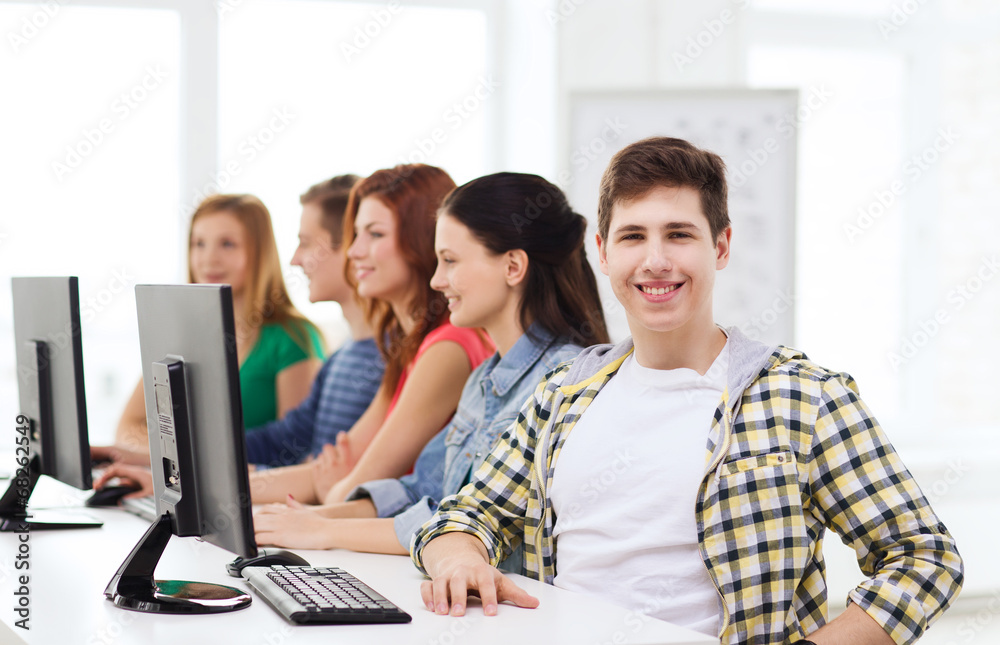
(342, 165), (456, 394)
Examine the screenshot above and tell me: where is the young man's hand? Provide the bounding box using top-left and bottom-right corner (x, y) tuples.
(419, 532), (539, 616)
(92, 463), (154, 499)
(91, 444), (151, 467)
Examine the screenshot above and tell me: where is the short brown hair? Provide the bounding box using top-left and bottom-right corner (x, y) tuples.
(597, 137), (729, 244)
(299, 174), (361, 247)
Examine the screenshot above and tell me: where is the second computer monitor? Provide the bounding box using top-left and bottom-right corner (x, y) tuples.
(2, 276), (100, 531)
(10, 276), (91, 489)
(135, 283), (255, 556)
(105, 284), (256, 613)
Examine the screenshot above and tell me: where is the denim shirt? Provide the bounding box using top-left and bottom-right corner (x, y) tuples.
(347, 324), (582, 568)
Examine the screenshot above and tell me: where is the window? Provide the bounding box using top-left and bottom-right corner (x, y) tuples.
(0, 0), (496, 443)
(215, 1), (489, 340)
(0, 4), (180, 441)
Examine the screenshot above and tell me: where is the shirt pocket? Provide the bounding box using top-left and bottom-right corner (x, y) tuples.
(720, 450), (796, 476)
(713, 450), (805, 534)
(483, 415), (519, 451)
(444, 409), (477, 448)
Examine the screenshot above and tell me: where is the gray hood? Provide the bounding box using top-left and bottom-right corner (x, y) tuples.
(561, 326), (779, 411)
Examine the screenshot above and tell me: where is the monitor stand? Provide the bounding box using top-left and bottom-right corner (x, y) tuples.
(0, 454), (102, 532)
(105, 514), (251, 614)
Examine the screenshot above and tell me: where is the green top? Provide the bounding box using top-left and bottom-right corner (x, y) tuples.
(239, 321), (324, 429)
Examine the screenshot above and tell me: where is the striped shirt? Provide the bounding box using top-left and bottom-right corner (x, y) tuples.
(245, 338), (383, 466)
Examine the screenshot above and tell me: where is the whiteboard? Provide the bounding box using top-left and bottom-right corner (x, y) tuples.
(565, 89), (798, 346)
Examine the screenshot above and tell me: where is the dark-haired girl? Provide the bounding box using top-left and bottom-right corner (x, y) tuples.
(254, 172), (609, 555)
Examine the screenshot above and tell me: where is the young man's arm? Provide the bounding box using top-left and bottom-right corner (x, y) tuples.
(245, 357), (329, 466)
(806, 604), (894, 644)
(805, 374), (964, 645)
(412, 377), (558, 612)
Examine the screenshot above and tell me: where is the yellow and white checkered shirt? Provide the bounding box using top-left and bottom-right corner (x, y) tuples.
(412, 329), (963, 644)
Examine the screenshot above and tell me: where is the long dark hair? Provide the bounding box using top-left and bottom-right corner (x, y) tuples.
(440, 172), (609, 347)
(342, 164), (457, 394)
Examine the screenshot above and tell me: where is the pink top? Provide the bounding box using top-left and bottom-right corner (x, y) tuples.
(387, 321), (494, 414)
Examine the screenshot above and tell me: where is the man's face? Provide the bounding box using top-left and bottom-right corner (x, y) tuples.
(290, 201), (350, 303)
(597, 185), (730, 339)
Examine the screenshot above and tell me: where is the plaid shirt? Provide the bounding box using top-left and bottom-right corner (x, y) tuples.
(412, 328), (963, 645)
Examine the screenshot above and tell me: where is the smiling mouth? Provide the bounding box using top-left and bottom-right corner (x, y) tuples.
(638, 284), (681, 295)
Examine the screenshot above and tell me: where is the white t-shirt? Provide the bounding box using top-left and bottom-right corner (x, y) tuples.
(550, 342), (729, 637)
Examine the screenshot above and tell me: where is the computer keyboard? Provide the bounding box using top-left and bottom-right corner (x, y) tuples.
(242, 565), (412, 625)
(121, 496), (159, 522)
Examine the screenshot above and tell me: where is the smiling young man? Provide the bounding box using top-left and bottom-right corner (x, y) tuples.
(244, 175), (384, 467)
(411, 137), (963, 644)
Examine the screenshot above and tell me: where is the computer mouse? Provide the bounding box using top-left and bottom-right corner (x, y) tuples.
(226, 548), (310, 577)
(85, 483), (142, 507)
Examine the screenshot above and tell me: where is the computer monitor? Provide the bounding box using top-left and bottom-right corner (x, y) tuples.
(0, 276), (101, 531)
(104, 284), (300, 615)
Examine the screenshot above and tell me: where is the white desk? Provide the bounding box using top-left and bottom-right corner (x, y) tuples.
(0, 476), (714, 645)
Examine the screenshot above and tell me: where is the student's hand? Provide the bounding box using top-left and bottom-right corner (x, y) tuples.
(91, 444), (151, 467)
(93, 463), (154, 499)
(311, 433), (357, 500)
(420, 533), (539, 617)
(253, 509), (337, 550)
(255, 496), (313, 516)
